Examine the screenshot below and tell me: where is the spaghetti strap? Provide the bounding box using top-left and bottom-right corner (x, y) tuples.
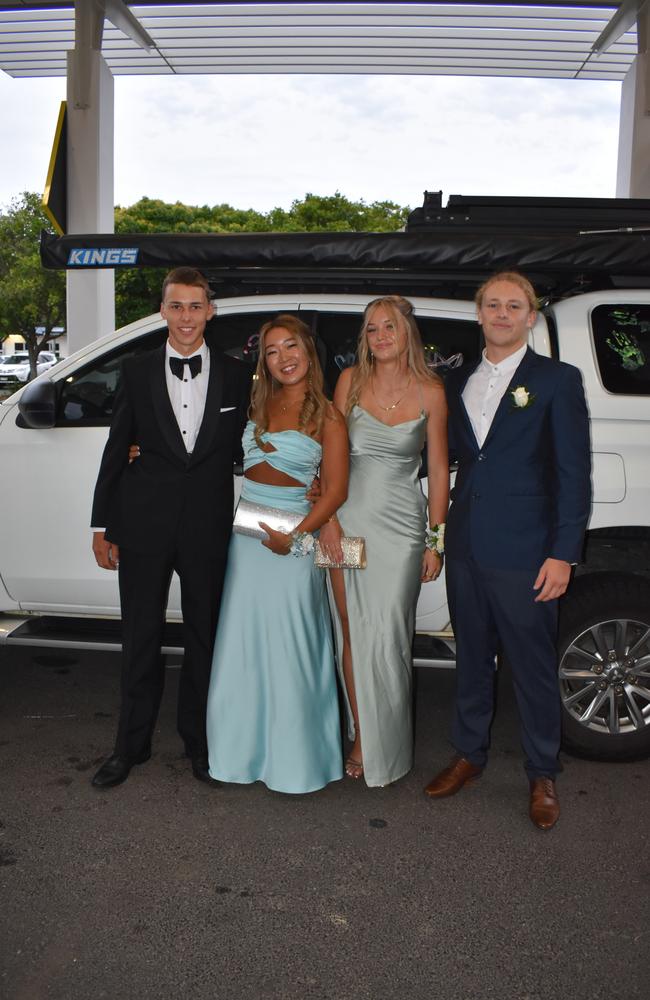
(417, 378), (425, 416)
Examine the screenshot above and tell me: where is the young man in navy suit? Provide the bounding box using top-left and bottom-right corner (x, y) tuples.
(90, 267), (251, 789)
(424, 272), (591, 829)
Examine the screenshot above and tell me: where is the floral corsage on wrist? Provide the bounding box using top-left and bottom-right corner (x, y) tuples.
(289, 530), (315, 558)
(425, 522), (445, 556)
(511, 385), (536, 409)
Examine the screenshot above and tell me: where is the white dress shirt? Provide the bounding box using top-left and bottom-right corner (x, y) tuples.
(462, 343), (527, 447)
(165, 340), (210, 454)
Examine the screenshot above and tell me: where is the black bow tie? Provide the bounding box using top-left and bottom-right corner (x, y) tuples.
(169, 355), (202, 380)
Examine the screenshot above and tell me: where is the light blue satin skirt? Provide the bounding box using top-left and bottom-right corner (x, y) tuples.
(207, 479), (342, 793)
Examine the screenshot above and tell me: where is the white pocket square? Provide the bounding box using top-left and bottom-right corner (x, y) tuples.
(220, 406), (236, 413)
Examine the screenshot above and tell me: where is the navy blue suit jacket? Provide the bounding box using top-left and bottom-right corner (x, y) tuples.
(445, 347), (591, 571)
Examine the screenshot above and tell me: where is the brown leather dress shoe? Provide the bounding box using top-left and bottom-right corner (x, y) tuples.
(423, 755), (483, 798)
(529, 777), (560, 830)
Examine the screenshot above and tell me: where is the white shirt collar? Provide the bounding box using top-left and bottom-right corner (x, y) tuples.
(478, 342), (527, 377)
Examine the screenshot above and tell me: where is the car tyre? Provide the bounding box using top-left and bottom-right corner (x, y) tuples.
(558, 572), (650, 762)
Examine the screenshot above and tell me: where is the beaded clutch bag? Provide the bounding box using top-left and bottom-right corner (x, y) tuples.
(314, 537), (367, 570)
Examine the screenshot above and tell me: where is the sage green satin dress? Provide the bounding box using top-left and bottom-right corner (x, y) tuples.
(331, 405), (427, 786)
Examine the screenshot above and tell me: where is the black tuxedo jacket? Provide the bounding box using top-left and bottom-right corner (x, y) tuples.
(445, 347), (592, 570)
(91, 344), (251, 556)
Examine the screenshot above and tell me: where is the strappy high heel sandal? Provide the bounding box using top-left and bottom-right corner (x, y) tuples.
(345, 756), (364, 779)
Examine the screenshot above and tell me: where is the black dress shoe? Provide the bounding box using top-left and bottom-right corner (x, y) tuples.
(91, 751), (150, 789)
(190, 753), (220, 786)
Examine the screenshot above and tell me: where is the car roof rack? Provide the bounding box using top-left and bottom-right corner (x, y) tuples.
(407, 191), (650, 234)
(40, 193), (650, 304)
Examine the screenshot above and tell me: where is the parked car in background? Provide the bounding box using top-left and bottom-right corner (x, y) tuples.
(0, 351), (57, 387)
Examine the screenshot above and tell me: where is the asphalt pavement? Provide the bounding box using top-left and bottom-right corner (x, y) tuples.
(1, 645), (648, 1000)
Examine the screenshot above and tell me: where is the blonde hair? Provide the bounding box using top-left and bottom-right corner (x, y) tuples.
(346, 295), (436, 415)
(250, 314), (331, 441)
(475, 271), (538, 311)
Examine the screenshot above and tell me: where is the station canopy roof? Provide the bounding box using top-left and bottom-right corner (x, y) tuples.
(0, 1), (639, 82)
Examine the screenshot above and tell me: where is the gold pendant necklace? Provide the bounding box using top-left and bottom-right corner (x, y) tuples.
(278, 397), (304, 415)
(371, 376), (411, 413)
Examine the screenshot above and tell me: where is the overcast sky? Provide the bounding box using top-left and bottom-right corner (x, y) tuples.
(0, 71), (622, 214)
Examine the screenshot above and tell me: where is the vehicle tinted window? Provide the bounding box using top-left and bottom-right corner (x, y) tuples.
(57, 328), (168, 426)
(56, 312), (265, 427)
(315, 311), (481, 392)
(592, 304), (650, 395)
(207, 311), (305, 363)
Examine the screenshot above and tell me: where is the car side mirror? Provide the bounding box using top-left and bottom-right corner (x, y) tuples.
(16, 378), (57, 429)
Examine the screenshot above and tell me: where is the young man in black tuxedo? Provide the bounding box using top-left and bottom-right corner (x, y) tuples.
(424, 272), (591, 829)
(91, 267), (251, 788)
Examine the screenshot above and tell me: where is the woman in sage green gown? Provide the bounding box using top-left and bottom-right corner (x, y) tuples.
(318, 296), (449, 787)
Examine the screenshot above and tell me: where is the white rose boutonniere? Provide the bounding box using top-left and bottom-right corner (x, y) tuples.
(511, 385), (536, 409)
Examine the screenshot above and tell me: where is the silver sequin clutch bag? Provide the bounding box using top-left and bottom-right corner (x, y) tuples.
(314, 537), (367, 570)
(232, 497), (303, 540)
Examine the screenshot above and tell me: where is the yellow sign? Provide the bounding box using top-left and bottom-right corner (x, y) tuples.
(42, 101), (67, 236)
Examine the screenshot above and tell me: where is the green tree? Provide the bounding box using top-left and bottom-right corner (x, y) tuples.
(115, 196), (269, 234)
(114, 192), (409, 236)
(0, 192), (66, 380)
(268, 192), (409, 232)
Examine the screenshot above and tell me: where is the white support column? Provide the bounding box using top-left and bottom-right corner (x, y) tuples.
(616, 16), (650, 197)
(65, 6), (115, 354)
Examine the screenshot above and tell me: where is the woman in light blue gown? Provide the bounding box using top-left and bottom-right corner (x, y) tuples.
(319, 296), (449, 787)
(206, 315), (348, 794)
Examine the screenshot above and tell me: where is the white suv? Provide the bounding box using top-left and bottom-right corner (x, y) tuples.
(0, 351), (57, 387)
(2, 290), (650, 763)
